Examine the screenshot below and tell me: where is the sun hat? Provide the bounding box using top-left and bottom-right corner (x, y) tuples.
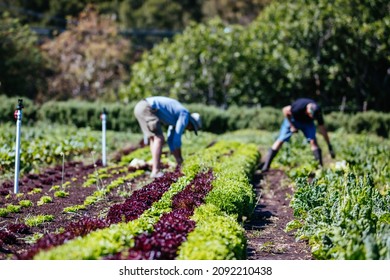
(189, 113), (202, 135)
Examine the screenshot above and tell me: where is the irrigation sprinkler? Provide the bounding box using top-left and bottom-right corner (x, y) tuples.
(14, 99), (24, 194)
(101, 108), (107, 166)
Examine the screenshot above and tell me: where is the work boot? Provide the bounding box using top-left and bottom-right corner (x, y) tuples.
(313, 148), (323, 166)
(262, 148), (278, 172)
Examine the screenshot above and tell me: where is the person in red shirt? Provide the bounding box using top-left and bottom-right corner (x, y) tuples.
(262, 98), (335, 172)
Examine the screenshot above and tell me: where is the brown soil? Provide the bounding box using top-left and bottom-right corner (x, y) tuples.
(245, 169), (313, 260)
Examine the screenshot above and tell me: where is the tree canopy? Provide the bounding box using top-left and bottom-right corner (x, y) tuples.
(40, 5), (131, 102)
(0, 13), (46, 100)
(0, 0), (271, 30)
(122, 0), (390, 111)
(0, 0), (388, 111)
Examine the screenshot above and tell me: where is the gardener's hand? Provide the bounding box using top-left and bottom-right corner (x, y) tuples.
(328, 144), (336, 158)
(290, 125), (298, 133)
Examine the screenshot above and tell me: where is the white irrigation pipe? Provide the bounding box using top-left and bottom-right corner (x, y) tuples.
(101, 108), (107, 166)
(14, 99), (24, 194)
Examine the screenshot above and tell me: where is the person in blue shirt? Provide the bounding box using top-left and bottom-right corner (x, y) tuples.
(134, 96), (202, 178)
(262, 98), (335, 172)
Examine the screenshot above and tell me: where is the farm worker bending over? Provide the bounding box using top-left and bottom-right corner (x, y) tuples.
(262, 97), (335, 172)
(134, 96), (202, 178)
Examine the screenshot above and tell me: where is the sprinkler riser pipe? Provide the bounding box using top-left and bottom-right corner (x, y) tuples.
(101, 112), (107, 166)
(14, 110), (22, 194)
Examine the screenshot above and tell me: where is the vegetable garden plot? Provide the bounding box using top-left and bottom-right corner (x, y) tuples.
(2, 125), (388, 260)
(0, 124), (111, 179)
(17, 170), (182, 260)
(33, 142), (257, 260)
(0, 140), (260, 260)
(0, 148), (152, 259)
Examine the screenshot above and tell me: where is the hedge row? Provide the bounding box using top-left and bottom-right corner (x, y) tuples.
(0, 96), (389, 137)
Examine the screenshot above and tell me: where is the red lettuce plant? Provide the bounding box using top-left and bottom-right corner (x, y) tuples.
(0, 230), (17, 245)
(108, 170), (214, 260)
(17, 217), (108, 260)
(106, 170), (182, 224)
(7, 223), (30, 234)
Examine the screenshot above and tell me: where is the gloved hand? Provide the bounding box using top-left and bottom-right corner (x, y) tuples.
(328, 144), (335, 158)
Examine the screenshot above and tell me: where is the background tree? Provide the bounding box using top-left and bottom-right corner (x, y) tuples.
(0, 0), (271, 30)
(122, 0), (390, 111)
(0, 12), (46, 99)
(118, 0), (203, 30)
(244, 0), (390, 111)
(120, 19), (246, 107)
(40, 5), (131, 102)
(0, 0), (118, 29)
(202, 0), (272, 25)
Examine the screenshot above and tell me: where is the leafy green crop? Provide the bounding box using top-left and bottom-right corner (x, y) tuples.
(19, 200), (34, 207)
(285, 132), (390, 259)
(37, 196), (53, 206)
(25, 215), (54, 227)
(177, 204), (246, 260)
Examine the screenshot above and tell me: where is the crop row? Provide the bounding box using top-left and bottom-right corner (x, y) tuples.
(284, 133), (390, 260)
(106, 170), (214, 260)
(0, 153), (153, 258)
(0, 122), (139, 179)
(0, 159), (146, 218)
(27, 141), (258, 259)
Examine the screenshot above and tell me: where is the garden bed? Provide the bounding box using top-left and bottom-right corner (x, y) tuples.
(0, 140), (260, 260)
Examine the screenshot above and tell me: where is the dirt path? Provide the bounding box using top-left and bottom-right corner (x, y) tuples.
(245, 169), (313, 260)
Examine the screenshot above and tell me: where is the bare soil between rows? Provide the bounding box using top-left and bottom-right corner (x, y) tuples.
(245, 169), (313, 260)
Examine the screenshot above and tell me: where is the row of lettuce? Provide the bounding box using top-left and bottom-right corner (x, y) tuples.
(23, 141), (259, 259)
(283, 134), (390, 260)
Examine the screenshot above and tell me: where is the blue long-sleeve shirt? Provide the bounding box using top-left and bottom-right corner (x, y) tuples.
(145, 96), (190, 151)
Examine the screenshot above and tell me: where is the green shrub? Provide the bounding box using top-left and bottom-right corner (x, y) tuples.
(38, 100), (139, 132)
(325, 111), (390, 137)
(121, 0), (389, 111)
(186, 103), (230, 134)
(348, 111), (390, 138)
(0, 95), (38, 124)
(324, 112), (351, 132)
(1, 95), (388, 137)
(226, 106), (282, 131)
